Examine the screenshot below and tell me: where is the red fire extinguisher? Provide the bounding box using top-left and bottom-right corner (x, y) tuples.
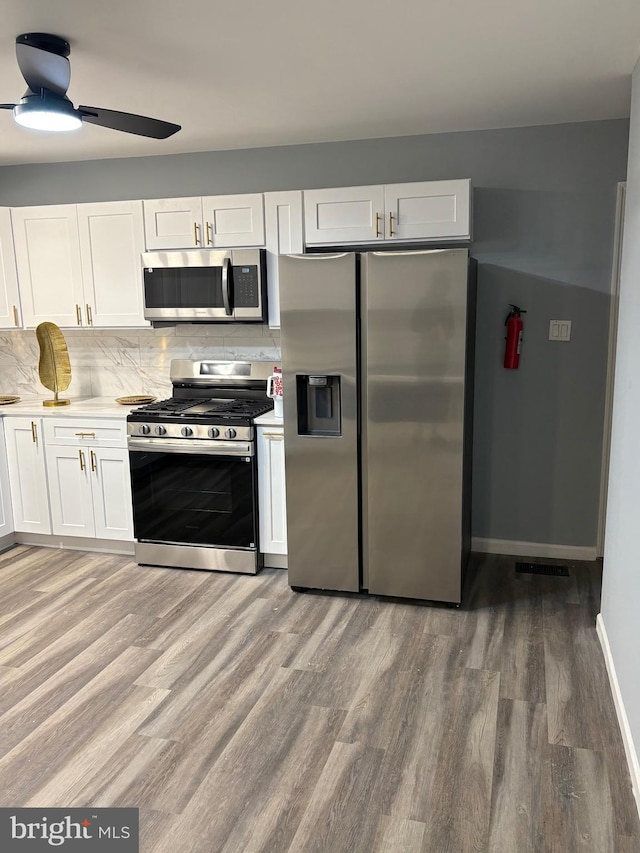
(504, 304), (526, 369)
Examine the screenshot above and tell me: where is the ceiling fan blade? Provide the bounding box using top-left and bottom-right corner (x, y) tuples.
(0, 104), (17, 110)
(16, 40), (71, 97)
(78, 106), (181, 139)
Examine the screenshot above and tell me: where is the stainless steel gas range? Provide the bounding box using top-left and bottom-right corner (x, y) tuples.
(127, 360), (274, 574)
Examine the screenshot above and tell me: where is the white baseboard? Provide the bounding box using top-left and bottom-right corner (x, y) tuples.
(471, 537), (597, 562)
(15, 532), (134, 557)
(0, 532), (16, 553)
(262, 553), (287, 569)
(596, 613), (640, 818)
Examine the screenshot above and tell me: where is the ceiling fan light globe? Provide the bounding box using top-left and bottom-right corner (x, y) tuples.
(14, 97), (82, 132)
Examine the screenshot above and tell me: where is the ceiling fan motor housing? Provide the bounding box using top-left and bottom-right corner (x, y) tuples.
(17, 33), (71, 58)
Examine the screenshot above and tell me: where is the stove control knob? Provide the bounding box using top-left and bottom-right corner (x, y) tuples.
(181, 426), (193, 437)
(225, 428), (237, 439)
(208, 427), (220, 438)
(140, 424), (151, 435)
(155, 425), (167, 436)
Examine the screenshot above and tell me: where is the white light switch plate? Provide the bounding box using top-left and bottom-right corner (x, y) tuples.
(549, 320), (572, 341)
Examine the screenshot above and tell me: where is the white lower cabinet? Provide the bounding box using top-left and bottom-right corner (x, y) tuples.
(4, 418), (51, 534)
(91, 448), (134, 540)
(44, 419), (133, 542)
(46, 445), (95, 537)
(0, 421), (15, 540)
(257, 425), (287, 556)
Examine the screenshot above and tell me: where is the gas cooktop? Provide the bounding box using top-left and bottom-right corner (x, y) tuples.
(127, 396), (273, 425)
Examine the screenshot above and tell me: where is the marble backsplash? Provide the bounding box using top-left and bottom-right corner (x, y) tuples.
(0, 324), (281, 400)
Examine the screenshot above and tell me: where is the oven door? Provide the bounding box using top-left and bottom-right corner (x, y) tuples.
(129, 440), (258, 565)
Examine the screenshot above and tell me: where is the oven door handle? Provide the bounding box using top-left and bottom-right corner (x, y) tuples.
(128, 437), (254, 457)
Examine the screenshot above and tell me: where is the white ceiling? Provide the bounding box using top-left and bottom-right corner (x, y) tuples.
(0, 0), (639, 167)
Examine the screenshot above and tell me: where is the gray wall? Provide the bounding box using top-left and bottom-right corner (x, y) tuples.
(601, 62), (640, 773)
(0, 119), (629, 547)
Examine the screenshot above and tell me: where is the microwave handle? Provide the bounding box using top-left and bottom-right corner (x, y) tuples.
(222, 257), (233, 316)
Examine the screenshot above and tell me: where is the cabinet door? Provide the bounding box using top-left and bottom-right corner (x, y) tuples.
(304, 186), (385, 245)
(0, 421), (14, 540)
(4, 418), (51, 534)
(257, 427), (287, 555)
(78, 201), (150, 328)
(11, 205), (85, 328)
(384, 180), (471, 241)
(202, 194), (265, 247)
(46, 445), (95, 537)
(91, 447), (134, 541)
(143, 197), (204, 249)
(265, 191), (303, 329)
(0, 208), (22, 330)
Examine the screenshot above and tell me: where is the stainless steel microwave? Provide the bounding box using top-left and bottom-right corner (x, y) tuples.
(141, 248), (267, 323)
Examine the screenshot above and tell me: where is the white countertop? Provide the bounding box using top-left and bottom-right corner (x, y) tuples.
(255, 411), (284, 428)
(0, 396), (147, 419)
(1, 396), (286, 425)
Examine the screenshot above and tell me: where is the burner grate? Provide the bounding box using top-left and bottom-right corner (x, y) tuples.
(128, 396), (274, 422)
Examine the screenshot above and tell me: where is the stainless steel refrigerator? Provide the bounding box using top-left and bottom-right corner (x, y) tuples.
(279, 249), (476, 604)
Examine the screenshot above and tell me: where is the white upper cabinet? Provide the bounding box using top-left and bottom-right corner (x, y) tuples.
(202, 194), (265, 247)
(12, 205), (85, 328)
(384, 180), (471, 241)
(144, 194), (265, 250)
(264, 190), (304, 328)
(304, 186), (385, 245)
(143, 196), (204, 250)
(0, 208), (22, 330)
(12, 202), (148, 328)
(304, 180), (472, 245)
(77, 201), (149, 327)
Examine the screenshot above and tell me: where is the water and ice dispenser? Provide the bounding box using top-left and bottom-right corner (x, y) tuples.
(296, 375), (342, 436)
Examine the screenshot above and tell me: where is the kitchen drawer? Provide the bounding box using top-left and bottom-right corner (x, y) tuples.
(43, 418), (127, 448)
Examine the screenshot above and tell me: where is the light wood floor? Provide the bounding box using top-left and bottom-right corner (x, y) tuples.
(0, 545), (637, 852)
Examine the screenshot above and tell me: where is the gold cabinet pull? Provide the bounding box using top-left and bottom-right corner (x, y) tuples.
(206, 221), (213, 245)
(31, 421), (37, 443)
(90, 450), (96, 473)
(194, 221), (201, 246)
(79, 449), (85, 471)
(263, 431), (284, 439)
(389, 211), (395, 237)
(86, 304), (93, 326)
(75, 431), (96, 438)
(76, 304), (82, 326)
(375, 212), (381, 238)
(12, 305), (19, 327)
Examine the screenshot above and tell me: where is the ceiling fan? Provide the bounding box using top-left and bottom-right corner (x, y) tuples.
(0, 33), (181, 138)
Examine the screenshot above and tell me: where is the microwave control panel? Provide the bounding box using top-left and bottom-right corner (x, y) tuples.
(233, 265), (260, 307)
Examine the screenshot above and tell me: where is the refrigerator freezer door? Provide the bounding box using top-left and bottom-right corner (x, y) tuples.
(362, 249), (469, 603)
(279, 253), (359, 592)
